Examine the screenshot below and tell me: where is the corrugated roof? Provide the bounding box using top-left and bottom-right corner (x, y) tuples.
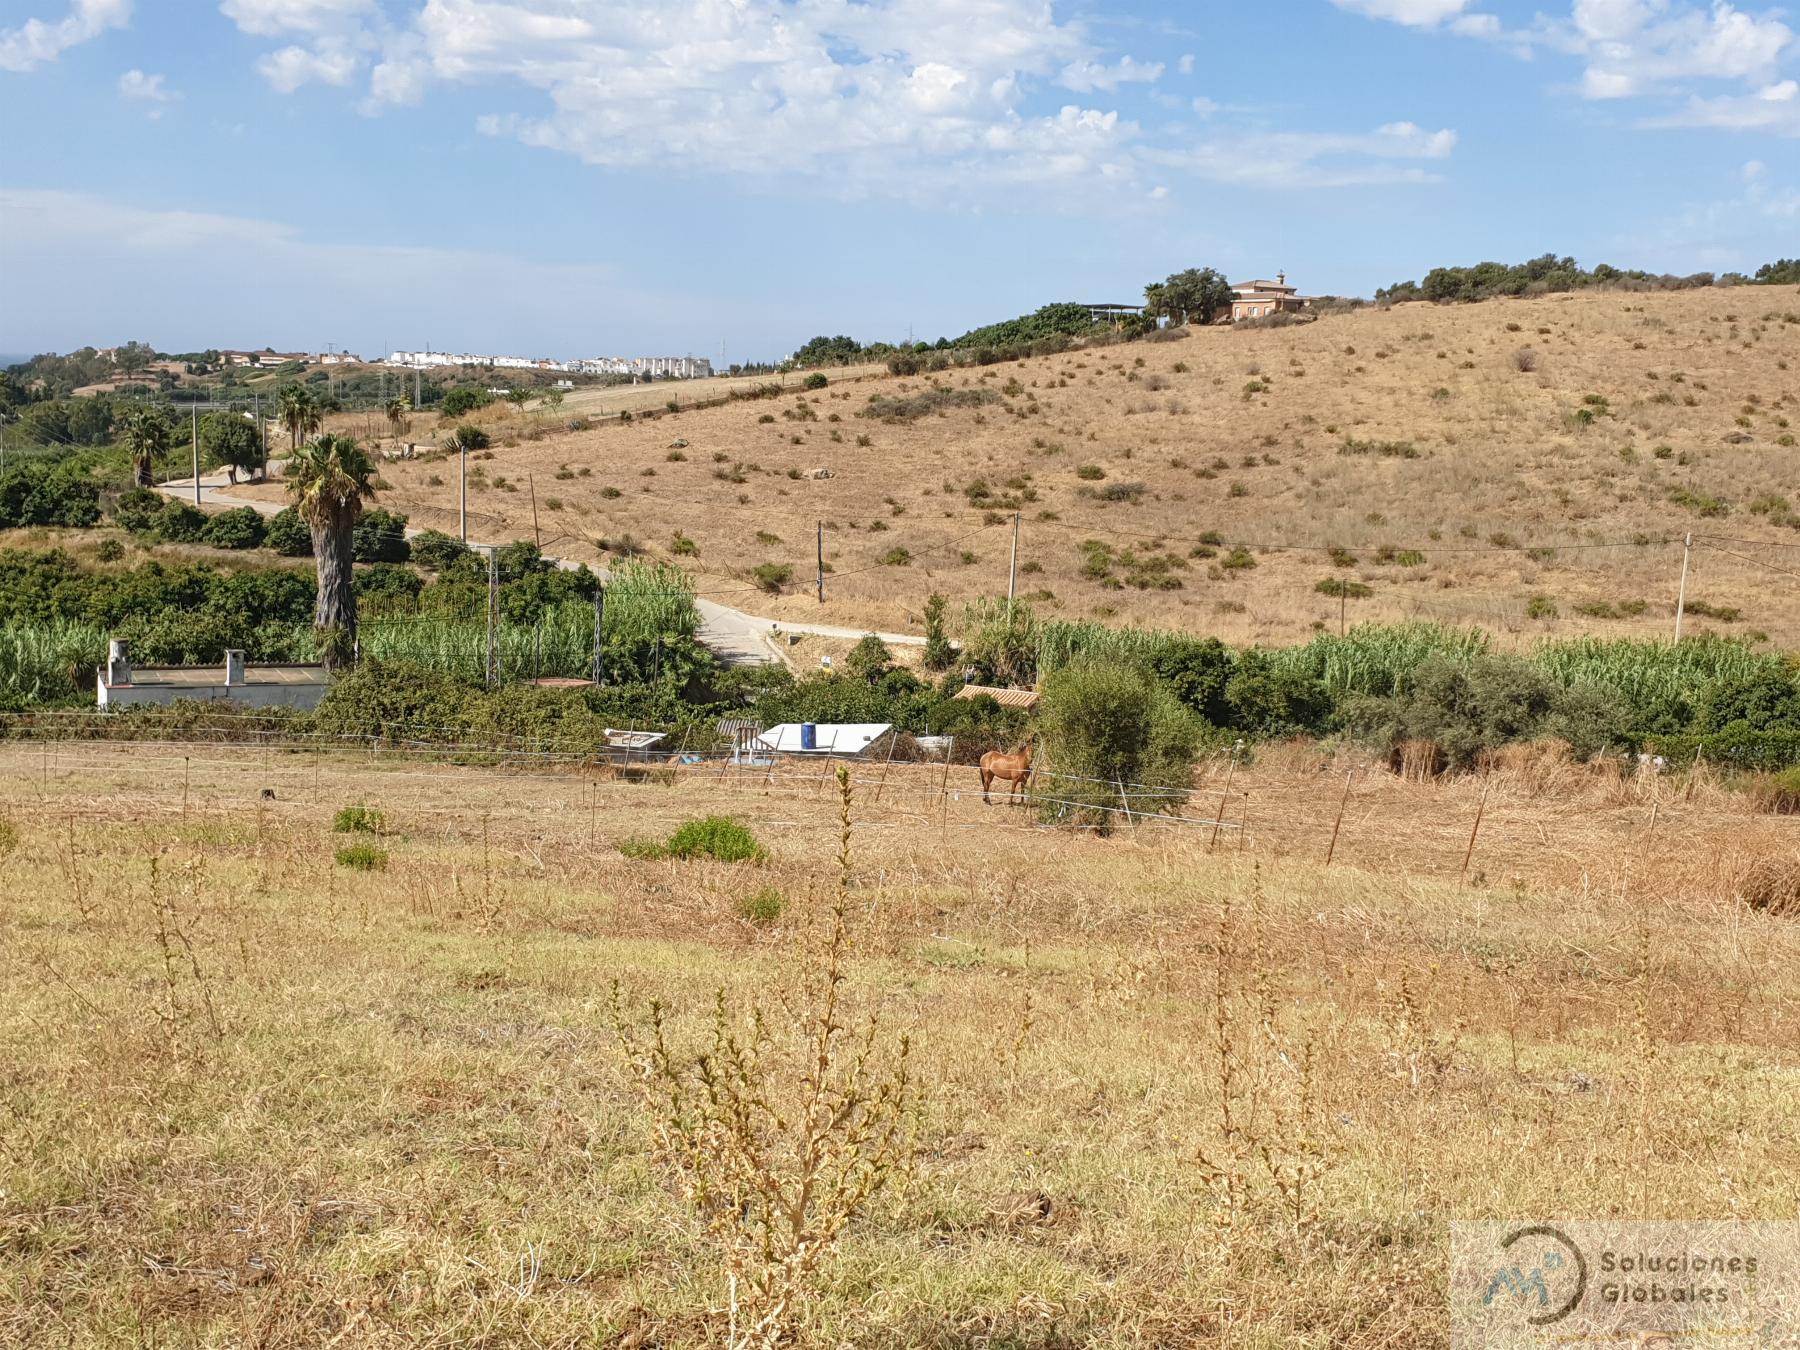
(953, 684), (1040, 710)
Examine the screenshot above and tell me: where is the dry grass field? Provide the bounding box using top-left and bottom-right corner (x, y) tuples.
(6, 738), (1800, 1346)
(265, 288), (1800, 649)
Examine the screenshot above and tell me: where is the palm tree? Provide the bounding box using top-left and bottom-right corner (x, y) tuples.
(384, 396), (411, 438)
(119, 405), (172, 487)
(287, 433), (375, 671)
(277, 384), (322, 451)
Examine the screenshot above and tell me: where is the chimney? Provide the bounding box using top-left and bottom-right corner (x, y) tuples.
(225, 650), (246, 687)
(106, 639), (132, 686)
(1277, 270), (1286, 287)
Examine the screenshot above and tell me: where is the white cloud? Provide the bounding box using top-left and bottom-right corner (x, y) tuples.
(1144, 120), (1458, 189)
(1331, 0), (1476, 27)
(219, 0), (375, 37)
(1336, 0), (1798, 138)
(118, 67), (177, 115)
(215, 0), (1460, 205)
(1059, 55), (1164, 92)
(0, 0), (130, 73)
(220, 0), (378, 90)
(1177, 53), (1195, 75)
(1653, 81), (1800, 132)
(257, 40), (360, 92)
(1575, 2), (1792, 96)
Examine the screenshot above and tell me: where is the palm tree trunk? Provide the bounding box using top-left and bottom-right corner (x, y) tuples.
(134, 456), (153, 488)
(311, 503), (358, 671)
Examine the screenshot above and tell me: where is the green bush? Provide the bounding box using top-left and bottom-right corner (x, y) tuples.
(264, 506), (313, 556)
(410, 528), (471, 572)
(97, 538), (125, 562)
(1341, 654), (1629, 768)
(622, 815), (766, 863)
(438, 386), (494, 418)
(112, 487), (166, 534)
(334, 842), (387, 871)
(1037, 656), (1203, 833)
(845, 633), (894, 682)
(751, 562), (793, 594)
(333, 804), (386, 834)
(352, 507), (410, 564)
(802, 372), (829, 390)
(0, 460), (101, 529)
(200, 506), (266, 550)
(667, 816), (766, 862)
(738, 885), (786, 924)
(923, 592), (954, 671)
(1222, 649), (1332, 736)
(155, 499), (207, 542)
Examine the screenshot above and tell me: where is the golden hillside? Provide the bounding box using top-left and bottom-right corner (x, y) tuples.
(311, 288), (1800, 647)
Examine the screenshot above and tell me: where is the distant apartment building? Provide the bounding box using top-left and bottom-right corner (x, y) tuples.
(386, 350), (713, 379)
(219, 350), (312, 368)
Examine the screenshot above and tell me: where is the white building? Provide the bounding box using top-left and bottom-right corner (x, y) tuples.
(97, 641), (328, 712)
(388, 350), (713, 378)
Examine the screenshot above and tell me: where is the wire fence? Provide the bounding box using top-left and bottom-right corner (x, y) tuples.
(0, 717), (1245, 836)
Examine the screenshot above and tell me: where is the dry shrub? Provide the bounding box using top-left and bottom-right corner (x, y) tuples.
(1741, 768), (1800, 815)
(1739, 853), (1800, 915)
(1389, 738), (1447, 781)
(1477, 738), (1580, 795)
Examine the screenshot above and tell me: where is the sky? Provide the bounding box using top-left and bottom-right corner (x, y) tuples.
(0, 0), (1795, 364)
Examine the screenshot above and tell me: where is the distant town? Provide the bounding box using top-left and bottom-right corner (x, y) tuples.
(384, 350), (714, 379)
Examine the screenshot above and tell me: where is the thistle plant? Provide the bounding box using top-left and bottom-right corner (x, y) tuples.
(610, 766), (916, 1347)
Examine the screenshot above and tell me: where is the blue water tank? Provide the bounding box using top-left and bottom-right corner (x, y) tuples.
(800, 722), (817, 750)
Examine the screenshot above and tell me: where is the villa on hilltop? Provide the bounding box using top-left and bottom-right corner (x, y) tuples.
(1230, 273), (1311, 322)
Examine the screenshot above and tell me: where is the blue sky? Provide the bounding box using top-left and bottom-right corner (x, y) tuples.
(1, 0), (1795, 363)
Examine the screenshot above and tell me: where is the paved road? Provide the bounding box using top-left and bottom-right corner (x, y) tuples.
(156, 471), (924, 667)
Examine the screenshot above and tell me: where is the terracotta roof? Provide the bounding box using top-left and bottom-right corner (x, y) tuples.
(953, 684), (1040, 710)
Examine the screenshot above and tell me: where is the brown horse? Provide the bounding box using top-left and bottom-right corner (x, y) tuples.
(979, 741), (1035, 805)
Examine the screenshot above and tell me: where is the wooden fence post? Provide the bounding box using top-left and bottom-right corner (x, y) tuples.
(872, 730), (899, 802)
(1459, 785), (1489, 882)
(939, 738), (955, 835)
(1208, 744), (1241, 852)
(1324, 768), (1353, 865)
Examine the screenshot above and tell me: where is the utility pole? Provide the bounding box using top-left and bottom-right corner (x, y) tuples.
(414, 362), (421, 412)
(592, 584), (605, 685)
(191, 404), (200, 506)
(1673, 531), (1693, 643)
(816, 521), (825, 603)
(529, 472), (540, 548)
(458, 443), (468, 542)
(485, 548), (500, 687)
(1006, 511), (1021, 625)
